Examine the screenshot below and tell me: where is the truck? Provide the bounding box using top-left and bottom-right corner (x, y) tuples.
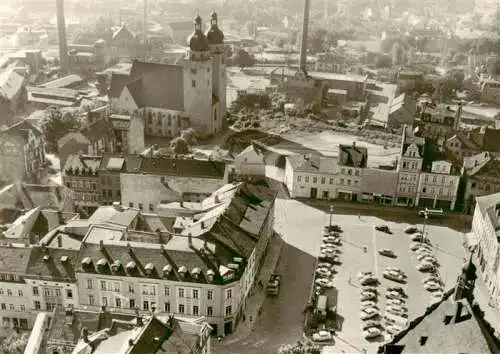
(266, 274), (281, 296)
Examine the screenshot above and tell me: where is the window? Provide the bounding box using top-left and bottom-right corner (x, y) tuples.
(207, 306), (213, 316)
(422, 187), (427, 193)
(9, 304), (14, 310)
(20, 305), (25, 311)
(100, 281), (106, 291)
(164, 286), (170, 296)
(87, 279), (93, 289)
(115, 298), (121, 308)
(34, 301), (41, 310)
(149, 203), (154, 212)
(347, 180), (351, 185)
(151, 301), (156, 312)
(113, 282), (120, 292)
(129, 202), (134, 208)
(17, 290), (23, 297)
(7, 289), (11, 296)
(329, 178), (334, 184)
(179, 304), (185, 314)
(192, 80), (196, 88)
(143, 301), (149, 311)
(33, 287), (39, 296)
(1, 303), (5, 310)
(193, 289), (199, 299)
(128, 284), (134, 293)
(348, 169), (352, 175)
(164, 302), (171, 312)
(297, 175), (302, 182)
(55, 289), (61, 297)
(341, 168), (345, 174)
(313, 177), (317, 183)
(193, 305), (199, 315)
(424, 175), (429, 182)
(225, 305), (232, 315)
(355, 170), (360, 176)
(138, 203), (143, 210)
(340, 179), (344, 185)
(178, 288), (184, 298)
(207, 290), (213, 300)
(102, 297), (108, 306)
(88, 295), (94, 305)
(305, 176), (309, 183)
(129, 299), (135, 309)
(321, 177), (325, 184)
(226, 289), (232, 299)
(66, 289), (73, 299)
(0, 289), (3, 295)
(403, 162), (407, 168)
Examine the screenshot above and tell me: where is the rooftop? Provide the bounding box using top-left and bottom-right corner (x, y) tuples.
(39, 74), (84, 89)
(0, 245), (31, 274)
(338, 143), (368, 168)
(25, 247), (79, 281)
(135, 156), (227, 179)
(0, 69), (25, 100)
(87, 205), (139, 227)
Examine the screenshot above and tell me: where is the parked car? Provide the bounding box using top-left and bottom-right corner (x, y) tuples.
(404, 226), (419, 234)
(360, 291), (377, 301)
(417, 253), (435, 261)
(417, 262), (436, 272)
(423, 275), (441, 284)
(316, 268), (332, 277)
(386, 324), (403, 335)
(318, 262), (334, 269)
(361, 300), (378, 309)
(362, 286), (378, 293)
(375, 225), (393, 234)
(358, 271), (374, 279)
(383, 272), (406, 284)
(360, 307), (380, 320)
(361, 320), (381, 330)
(360, 276), (378, 286)
(324, 225), (343, 233)
(387, 286), (405, 295)
(387, 298), (405, 306)
(424, 281), (442, 292)
(315, 278), (334, 288)
(386, 306), (408, 318)
(312, 330), (333, 342)
(379, 249), (397, 258)
(363, 327), (382, 339)
(386, 291), (403, 299)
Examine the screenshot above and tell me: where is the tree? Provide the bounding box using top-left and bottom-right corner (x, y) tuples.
(279, 339), (321, 354)
(0, 329), (29, 354)
(374, 53), (392, 68)
(170, 137), (189, 154)
(308, 28), (338, 54)
(41, 108), (81, 153)
(231, 49), (255, 68)
(180, 128), (197, 146)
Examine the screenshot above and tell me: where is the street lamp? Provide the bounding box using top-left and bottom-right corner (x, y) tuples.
(422, 209), (429, 242)
(329, 205), (334, 229)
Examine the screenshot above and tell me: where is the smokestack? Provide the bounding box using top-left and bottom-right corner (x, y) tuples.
(299, 0), (310, 73)
(56, 0), (69, 72)
(143, 0), (148, 44)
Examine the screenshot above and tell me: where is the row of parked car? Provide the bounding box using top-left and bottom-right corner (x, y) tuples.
(357, 271), (385, 340)
(314, 225), (343, 292)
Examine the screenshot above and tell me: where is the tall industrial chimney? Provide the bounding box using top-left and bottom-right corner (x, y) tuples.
(143, 0), (148, 44)
(299, 0), (310, 73)
(56, 0), (69, 72)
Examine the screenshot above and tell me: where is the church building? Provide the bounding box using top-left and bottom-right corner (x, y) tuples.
(108, 12), (226, 146)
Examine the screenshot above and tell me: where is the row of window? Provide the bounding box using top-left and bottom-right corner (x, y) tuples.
(32, 286), (73, 298)
(102, 189), (120, 199)
(72, 192), (100, 202)
(340, 168), (360, 176)
(339, 179), (359, 186)
(0, 289), (22, 297)
(66, 180), (97, 191)
(147, 112), (182, 127)
(401, 161), (419, 170)
(0, 274), (21, 282)
(297, 175), (335, 184)
(0, 303), (25, 311)
(128, 202), (154, 212)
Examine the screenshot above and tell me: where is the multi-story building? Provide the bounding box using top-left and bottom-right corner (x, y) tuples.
(387, 93), (417, 129)
(58, 118), (115, 171)
(284, 154), (337, 199)
(98, 154), (129, 205)
(480, 79), (500, 105)
(416, 160), (460, 210)
(0, 246), (31, 329)
(74, 182), (275, 336)
(0, 120), (46, 184)
(360, 168), (398, 205)
(471, 192), (500, 306)
(62, 155), (102, 215)
(396, 69), (424, 92)
(395, 127), (424, 206)
(462, 152), (500, 214)
(417, 104), (460, 139)
(314, 51), (346, 73)
(336, 143), (368, 201)
(445, 131), (482, 162)
(108, 13), (226, 138)
(120, 156), (228, 211)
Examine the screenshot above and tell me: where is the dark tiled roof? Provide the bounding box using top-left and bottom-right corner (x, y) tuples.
(130, 317), (173, 354)
(109, 73), (133, 98)
(123, 155), (143, 173)
(126, 61), (184, 111)
(0, 246), (31, 274)
(125, 79), (142, 106)
(25, 247), (79, 281)
(138, 157), (226, 179)
(80, 118), (113, 142)
(453, 132), (481, 150)
(159, 327), (197, 353)
(64, 154), (102, 173)
(482, 128), (500, 152)
(338, 144), (368, 168)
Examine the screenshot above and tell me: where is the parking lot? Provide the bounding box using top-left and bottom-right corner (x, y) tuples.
(324, 214), (467, 352)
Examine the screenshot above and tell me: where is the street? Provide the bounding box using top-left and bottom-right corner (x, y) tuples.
(214, 197), (469, 353)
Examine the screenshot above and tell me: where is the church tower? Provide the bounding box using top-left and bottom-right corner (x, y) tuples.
(183, 15), (214, 137)
(206, 11), (226, 134)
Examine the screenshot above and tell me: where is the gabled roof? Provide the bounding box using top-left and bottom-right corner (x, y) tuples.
(108, 73), (133, 98)
(25, 247), (79, 281)
(482, 128), (500, 152)
(0, 69), (25, 100)
(57, 132), (90, 150)
(338, 144), (368, 168)
(0, 246), (31, 274)
(63, 154), (102, 173)
(87, 206), (139, 227)
(449, 131), (481, 151)
(467, 157), (500, 179)
(0, 119), (41, 142)
(112, 24), (135, 41)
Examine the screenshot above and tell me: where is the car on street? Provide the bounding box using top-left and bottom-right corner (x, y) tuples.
(362, 286), (378, 293)
(360, 290), (377, 301)
(319, 254), (339, 263)
(386, 291), (403, 299)
(318, 262), (334, 269)
(386, 324), (403, 335)
(417, 253), (435, 261)
(361, 300), (378, 309)
(360, 307), (380, 320)
(411, 233), (425, 242)
(387, 286), (406, 295)
(383, 272), (406, 284)
(378, 249), (397, 258)
(423, 275), (441, 284)
(386, 306), (408, 318)
(404, 226), (419, 234)
(363, 327), (382, 339)
(424, 281), (442, 292)
(410, 242), (432, 251)
(417, 262), (436, 272)
(358, 271), (374, 279)
(415, 249), (433, 257)
(312, 330), (333, 342)
(325, 225), (343, 233)
(387, 298), (405, 306)
(375, 225), (393, 234)
(315, 278), (334, 288)
(360, 276), (378, 286)
(316, 268), (332, 277)
(361, 320), (381, 331)
(323, 235), (341, 242)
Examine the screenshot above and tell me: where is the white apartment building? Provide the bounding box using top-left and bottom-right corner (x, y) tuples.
(395, 128), (424, 206)
(416, 160), (461, 210)
(336, 143), (367, 201)
(472, 192), (500, 306)
(284, 154), (337, 199)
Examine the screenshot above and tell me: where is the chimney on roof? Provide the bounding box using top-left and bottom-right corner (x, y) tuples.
(81, 327), (89, 343)
(57, 211), (65, 225)
(99, 240), (104, 250)
(57, 234), (62, 248)
(112, 201), (122, 211)
(299, 0), (310, 73)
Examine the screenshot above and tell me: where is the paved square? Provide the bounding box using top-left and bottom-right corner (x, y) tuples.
(329, 214), (467, 352)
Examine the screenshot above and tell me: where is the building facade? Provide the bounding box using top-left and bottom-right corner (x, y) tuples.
(336, 143), (368, 201)
(415, 160), (460, 210)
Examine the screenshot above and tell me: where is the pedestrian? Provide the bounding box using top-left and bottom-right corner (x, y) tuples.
(358, 213), (361, 220)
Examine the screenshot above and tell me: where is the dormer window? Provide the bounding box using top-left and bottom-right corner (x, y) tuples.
(191, 267), (201, 279)
(126, 261), (137, 273)
(144, 263), (155, 275)
(162, 264), (173, 277)
(178, 266), (187, 277)
(111, 260), (122, 273)
(206, 269), (215, 283)
(81, 257), (92, 269)
(96, 258), (108, 273)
